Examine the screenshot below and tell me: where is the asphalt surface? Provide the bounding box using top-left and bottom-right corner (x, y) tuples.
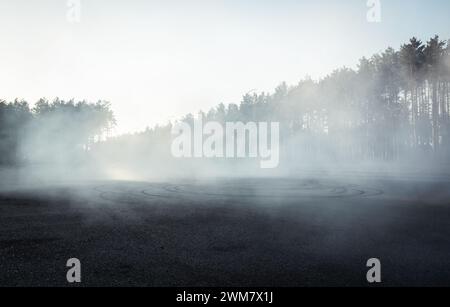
(1, 174), (450, 286)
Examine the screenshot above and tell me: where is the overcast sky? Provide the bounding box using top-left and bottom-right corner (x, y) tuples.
(1, 0), (450, 134)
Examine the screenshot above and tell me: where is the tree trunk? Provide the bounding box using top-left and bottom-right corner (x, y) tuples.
(432, 81), (440, 151)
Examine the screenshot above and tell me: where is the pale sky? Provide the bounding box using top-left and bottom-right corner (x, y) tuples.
(1, 0), (450, 134)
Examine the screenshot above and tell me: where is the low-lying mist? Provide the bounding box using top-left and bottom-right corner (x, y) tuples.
(1, 36), (450, 187)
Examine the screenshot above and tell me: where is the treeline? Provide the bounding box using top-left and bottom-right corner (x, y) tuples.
(111, 35), (450, 164)
(3, 36), (450, 168)
(0, 98), (115, 165)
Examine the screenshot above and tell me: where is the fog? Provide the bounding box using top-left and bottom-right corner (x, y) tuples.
(1, 36), (450, 188)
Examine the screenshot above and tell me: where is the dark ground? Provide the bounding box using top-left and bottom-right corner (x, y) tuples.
(1, 173), (450, 286)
